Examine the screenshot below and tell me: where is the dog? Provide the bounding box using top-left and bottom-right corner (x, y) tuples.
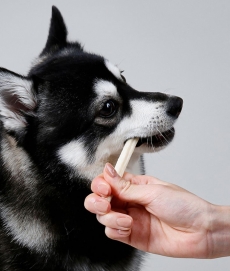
(0, 6), (183, 271)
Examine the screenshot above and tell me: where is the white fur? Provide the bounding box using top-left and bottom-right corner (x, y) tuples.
(0, 72), (36, 130)
(58, 137), (121, 181)
(105, 60), (122, 81)
(94, 79), (118, 98)
(57, 139), (90, 174)
(1, 204), (55, 253)
(116, 100), (174, 141)
(1, 135), (39, 189)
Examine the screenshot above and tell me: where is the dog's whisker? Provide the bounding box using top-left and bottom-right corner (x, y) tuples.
(156, 127), (169, 144)
(156, 127), (166, 144)
(150, 126), (155, 151)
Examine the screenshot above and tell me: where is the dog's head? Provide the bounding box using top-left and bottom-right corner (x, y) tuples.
(0, 6), (182, 180)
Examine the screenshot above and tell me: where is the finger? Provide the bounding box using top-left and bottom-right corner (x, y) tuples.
(91, 176), (111, 197)
(103, 163), (155, 206)
(105, 227), (131, 240)
(123, 171), (172, 186)
(84, 193), (111, 215)
(105, 163), (184, 198)
(96, 211), (133, 231)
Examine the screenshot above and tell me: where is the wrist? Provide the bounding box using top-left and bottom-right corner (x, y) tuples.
(208, 204), (230, 258)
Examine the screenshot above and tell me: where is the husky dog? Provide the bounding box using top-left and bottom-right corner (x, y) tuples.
(0, 6), (183, 271)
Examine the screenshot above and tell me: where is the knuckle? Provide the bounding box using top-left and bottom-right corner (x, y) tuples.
(118, 179), (131, 196)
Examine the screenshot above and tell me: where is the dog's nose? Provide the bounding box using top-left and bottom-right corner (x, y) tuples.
(166, 96), (183, 118)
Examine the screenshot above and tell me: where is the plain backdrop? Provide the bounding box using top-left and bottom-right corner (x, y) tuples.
(0, 1), (230, 270)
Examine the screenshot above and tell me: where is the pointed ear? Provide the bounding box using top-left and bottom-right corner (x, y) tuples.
(41, 6), (68, 55)
(0, 68), (37, 131)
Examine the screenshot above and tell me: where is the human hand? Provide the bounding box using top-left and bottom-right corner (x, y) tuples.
(84, 163), (230, 259)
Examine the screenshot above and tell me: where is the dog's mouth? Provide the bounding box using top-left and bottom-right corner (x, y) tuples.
(135, 128), (175, 148)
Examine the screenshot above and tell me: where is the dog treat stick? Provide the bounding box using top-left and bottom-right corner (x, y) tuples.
(107, 138), (139, 202)
(114, 138), (139, 177)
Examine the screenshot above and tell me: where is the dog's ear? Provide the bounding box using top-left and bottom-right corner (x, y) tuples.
(0, 68), (37, 132)
(41, 6), (68, 55)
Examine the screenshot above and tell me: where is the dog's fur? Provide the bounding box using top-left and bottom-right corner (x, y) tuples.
(0, 6), (183, 271)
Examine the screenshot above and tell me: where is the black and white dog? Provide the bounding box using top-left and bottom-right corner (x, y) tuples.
(0, 6), (183, 271)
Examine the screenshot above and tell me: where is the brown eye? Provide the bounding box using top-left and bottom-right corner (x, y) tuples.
(99, 100), (118, 118)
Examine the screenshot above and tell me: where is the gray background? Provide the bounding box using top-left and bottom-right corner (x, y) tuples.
(0, 0), (230, 270)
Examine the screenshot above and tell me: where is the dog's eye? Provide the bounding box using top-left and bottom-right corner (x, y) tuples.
(99, 100), (118, 118)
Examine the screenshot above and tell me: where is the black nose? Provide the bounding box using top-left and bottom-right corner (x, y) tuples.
(166, 96), (183, 118)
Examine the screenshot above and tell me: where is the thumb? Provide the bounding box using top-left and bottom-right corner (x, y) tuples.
(104, 163), (152, 206)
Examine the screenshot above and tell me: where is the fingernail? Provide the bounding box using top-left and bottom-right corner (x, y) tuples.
(94, 200), (109, 214)
(97, 183), (109, 196)
(116, 217), (132, 229)
(105, 163), (117, 178)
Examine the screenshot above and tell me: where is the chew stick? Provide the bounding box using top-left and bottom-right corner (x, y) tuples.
(107, 138), (139, 202)
(114, 138), (139, 177)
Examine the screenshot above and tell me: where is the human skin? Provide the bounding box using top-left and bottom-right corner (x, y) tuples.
(84, 163), (230, 259)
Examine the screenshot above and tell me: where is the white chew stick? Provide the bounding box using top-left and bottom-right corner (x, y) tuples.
(114, 138), (139, 177)
(107, 138), (139, 202)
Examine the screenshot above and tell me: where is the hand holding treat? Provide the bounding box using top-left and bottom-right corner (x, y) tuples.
(85, 164), (230, 259)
